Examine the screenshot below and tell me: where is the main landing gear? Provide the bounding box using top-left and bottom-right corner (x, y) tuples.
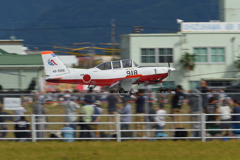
(118, 88), (132, 97)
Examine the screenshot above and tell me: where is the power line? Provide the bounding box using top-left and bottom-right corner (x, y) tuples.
(0, 24), (178, 31)
(0, 25), (110, 31)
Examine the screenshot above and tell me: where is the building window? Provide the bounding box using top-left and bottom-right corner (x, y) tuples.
(211, 48), (225, 62)
(162, 81), (175, 89)
(159, 48), (173, 63)
(141, 48), (173, 63)
(190, 81), (200, 90)
(194, 48), (207, 62)
(194, 47), (225, 63)
(206, 80), (232, 88)
(141, 48), (155, 63)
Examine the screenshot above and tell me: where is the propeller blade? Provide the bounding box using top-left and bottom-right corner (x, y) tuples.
(167, 56), (170, 68)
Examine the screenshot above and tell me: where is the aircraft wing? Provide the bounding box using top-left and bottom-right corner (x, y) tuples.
(110, 74), (142, 91)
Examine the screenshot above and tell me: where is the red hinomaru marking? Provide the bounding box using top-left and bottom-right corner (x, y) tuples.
(83, 74), (91, 83)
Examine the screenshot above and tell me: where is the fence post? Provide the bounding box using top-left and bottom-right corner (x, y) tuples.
(31, 114), (36, 142)
(201, 113), (206, 142)
(116, 114), (121, 142)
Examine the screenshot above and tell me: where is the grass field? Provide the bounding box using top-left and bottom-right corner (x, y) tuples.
(0, 141), (239, 160)
(1, 99), (240, 160)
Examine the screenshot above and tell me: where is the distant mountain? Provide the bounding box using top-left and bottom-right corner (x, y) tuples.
(0, 0), (219, 51)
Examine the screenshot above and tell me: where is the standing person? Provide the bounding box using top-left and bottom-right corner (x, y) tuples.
(134, 89), (145, 137)
(197, 80), (210, 111)
(147, 102), (156, 137)
(0, 107), (13, 138)
(118, 97), (132, 130)
(171, 85), (185, 128)
(79, 98), (94, 138)
(232, 100), (240, 135)
(93, 100), (103, 138)
(188, 89), (201, 137)
(154, 104), (167, 136)
(148, 102), (156, 126)
(32, 100), (47, 138)
(90, 100), (100, 138)
(14, 105), (27, 121)
(205, 97), (220, 136)
(107, 90), (122, 134)
(14, 116), (30, 141)
(65, 95), (81, 137)
(219, 99), (231, 136)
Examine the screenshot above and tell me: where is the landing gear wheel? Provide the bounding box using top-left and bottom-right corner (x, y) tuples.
(125, 91), (132, 97)
(119, 88), (125, 93)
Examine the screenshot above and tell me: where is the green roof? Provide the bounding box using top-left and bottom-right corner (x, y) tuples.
(0, 49), (17, 55)
(0, 54), (43, 65)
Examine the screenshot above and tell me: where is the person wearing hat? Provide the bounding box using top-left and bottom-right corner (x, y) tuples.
(65, 94), (81, 138)
(118, 97), (132, 130)
(171, 85), (185, 128)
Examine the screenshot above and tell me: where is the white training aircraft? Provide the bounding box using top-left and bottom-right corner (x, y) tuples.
(41, 51), (175, 92)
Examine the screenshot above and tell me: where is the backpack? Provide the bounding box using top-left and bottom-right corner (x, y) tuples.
(92, 106), (100, 122)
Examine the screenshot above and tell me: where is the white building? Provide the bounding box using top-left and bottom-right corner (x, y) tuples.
(0, 39), (26, 55)
(120, 0), (240, 91)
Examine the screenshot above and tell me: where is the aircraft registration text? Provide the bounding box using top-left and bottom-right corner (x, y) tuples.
(126, 70), (138, 76)
(53, 69), (65, 73)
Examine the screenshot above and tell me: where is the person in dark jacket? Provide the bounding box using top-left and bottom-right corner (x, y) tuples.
(134, 89), (145, 137)
(171, 85), (185, 128)
(232, 100), (240, 135)
(14, 116), (30, 140)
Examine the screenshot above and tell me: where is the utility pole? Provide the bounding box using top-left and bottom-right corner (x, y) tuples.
(89, 43), (95, 68)
(111, 19), (116, 59)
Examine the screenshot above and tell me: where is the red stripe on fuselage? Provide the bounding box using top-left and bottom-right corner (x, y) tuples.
(46, 73), (169, 86)
(46, 78), (124, 86)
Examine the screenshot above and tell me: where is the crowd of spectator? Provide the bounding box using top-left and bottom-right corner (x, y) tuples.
(0, 82), (240, 141)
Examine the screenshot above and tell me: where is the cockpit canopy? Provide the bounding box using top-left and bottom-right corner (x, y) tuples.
(95, 59), (139, 70)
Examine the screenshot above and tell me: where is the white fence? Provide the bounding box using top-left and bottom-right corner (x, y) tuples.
(1, 113), (240, 142)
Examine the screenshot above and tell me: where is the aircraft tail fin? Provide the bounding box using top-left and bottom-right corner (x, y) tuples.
(41, 51), (70, 77)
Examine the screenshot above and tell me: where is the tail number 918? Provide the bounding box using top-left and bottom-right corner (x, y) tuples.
(126, 70), (138, 76)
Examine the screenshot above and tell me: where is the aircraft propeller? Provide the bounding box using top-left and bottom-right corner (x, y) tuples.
(167, 56), (175, 75)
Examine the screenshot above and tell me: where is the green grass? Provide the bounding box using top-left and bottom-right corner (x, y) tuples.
(0, 141), (239, 160)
